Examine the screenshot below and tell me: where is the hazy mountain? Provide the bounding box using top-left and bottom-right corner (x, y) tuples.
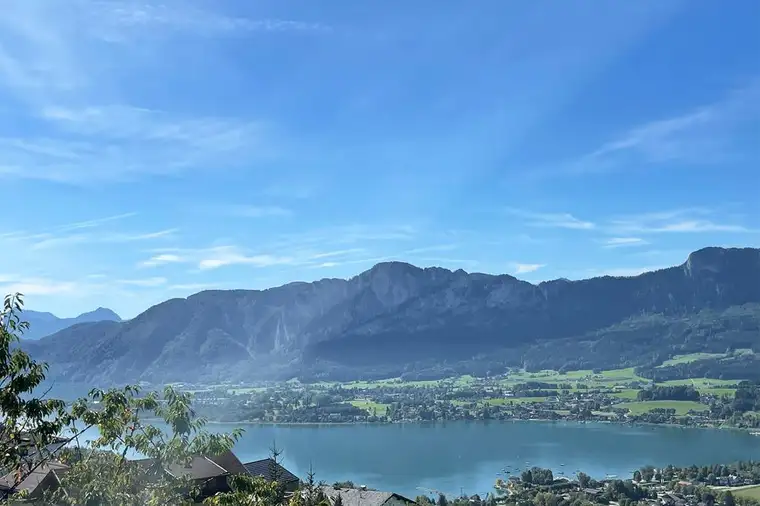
(23, 247), (760, 385)
(20, 307), (122, 340)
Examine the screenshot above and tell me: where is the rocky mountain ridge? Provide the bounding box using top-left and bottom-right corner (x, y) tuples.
(19, 307), (122, 340)
(23, 247), (760, 384)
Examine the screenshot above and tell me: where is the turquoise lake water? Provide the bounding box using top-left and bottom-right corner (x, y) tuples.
(183, 421), (760, 498)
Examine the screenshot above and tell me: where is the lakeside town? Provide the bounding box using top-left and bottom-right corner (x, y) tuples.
(180, 365), (760, 430)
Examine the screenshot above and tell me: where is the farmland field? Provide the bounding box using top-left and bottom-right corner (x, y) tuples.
(616, 400), (708, 416)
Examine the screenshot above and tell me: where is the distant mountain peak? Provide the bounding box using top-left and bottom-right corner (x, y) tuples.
(78, 307), (122, 321)
(684, 246), (760, 277)
(20, 306), (122, 340)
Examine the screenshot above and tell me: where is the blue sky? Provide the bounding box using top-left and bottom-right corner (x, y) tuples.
(0, 0), (758, 318)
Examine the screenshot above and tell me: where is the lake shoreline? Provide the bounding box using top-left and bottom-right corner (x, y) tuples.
(190, 417), (758, 434)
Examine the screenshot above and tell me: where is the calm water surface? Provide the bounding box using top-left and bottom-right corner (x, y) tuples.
(217, 421), (760, 498)
(76, 421), (760, 498)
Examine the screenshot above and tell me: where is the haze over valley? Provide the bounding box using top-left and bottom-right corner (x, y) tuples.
(23, 246), (760, 386)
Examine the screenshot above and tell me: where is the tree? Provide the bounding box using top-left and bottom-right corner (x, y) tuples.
(0, 293), (74, 498)
(437, 493), (449, 506)
(49, 384), (243, 505)
(723, 491), (735, 506)
(633, 470), (642, 482)
(268, 441), (287, 504)
(577, 472), (591, 488)
(205, 475), (280, 506)
(301, 465), (329, 506)
(640, 466), (655, 482)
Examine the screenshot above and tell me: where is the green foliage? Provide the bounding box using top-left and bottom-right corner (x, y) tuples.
(0, 293), (71, 494)
(0, 292), (248, 505)
(50, 384), (244, 505)
(204, 474), (281, 506)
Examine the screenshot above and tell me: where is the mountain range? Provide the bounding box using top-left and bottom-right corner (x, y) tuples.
(19, 307), (122, 340)
(23, 247), (760, 385)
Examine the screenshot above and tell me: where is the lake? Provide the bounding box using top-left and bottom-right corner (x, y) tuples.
(73, 420), (760, 498)
(197, 421), (760, 498)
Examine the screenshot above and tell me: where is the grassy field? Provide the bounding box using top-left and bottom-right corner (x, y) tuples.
(659, 352), (726, 367)
(499, 367), (651, 390)
(660, 378), (741, 388)
(348, 399), (390, 416)
(616, 400), (708, 415)
(727, 485), (760, 501)
(611, 389), (640, 400)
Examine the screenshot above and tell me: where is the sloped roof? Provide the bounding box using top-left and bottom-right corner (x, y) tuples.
(320, 486), (406, 506)
(0, 461), (70, 497)
(133, 451), (248, 481)
(243, 458), (300, 483)
(209, 450), (248, 476)
(166, 456), (228, 481)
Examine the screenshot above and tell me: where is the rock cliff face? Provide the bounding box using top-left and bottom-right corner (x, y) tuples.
(24, 247), (760, 384)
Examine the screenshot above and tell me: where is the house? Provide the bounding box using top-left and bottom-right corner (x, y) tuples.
(243, 458), (301, 492)
(320, 486), (418, 506)
(0, 461), (70, 500)
(132, 450), (250, 500)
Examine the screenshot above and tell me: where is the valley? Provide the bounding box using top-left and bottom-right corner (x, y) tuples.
(22, 247), (760, 386)
(176, 354), (760, 430)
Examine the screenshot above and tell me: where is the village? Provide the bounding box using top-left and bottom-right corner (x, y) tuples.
(183, 372), (756, 429)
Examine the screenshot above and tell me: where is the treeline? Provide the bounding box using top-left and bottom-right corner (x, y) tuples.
(637, 385), (700, 401)
(706, 382), (760, 422)
(300, 305), (760, 382)
(636, 355), (760, 382)
(649, 460), (760, 485)
(733, 382), (760, 412)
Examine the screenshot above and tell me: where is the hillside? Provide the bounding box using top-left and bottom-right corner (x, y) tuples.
(23, 247), (760, 385)
(20, 307), (122, 340)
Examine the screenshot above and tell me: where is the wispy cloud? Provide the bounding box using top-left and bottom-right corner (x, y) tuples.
(0, 0), (323, 184)
(511, 263), (546, 275)
(138, 253), (186, 268)
(197, 247), (293, 270)
(138, 230), (412, 271)
(0, 277), (77, 296)
(116, 277), (167, 287)
(0, 213), (176, 251)
(57, 212), (137, 231)
(0, 105), (272, 183)
(607, 208), (753, 234)
(504, 208), (595, 230)
(309, 248), (367, 259)
(0, 0), (330, 99)
(29, 228), (177, 250)
(86, 1), (331, 40)
(602, 237), (649, 248)
(572, 79), (760, 174)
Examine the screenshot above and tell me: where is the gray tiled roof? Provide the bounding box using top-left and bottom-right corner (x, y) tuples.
(0, 461), (69, 497)
(320, 486), (398, 506)
(166, 456), (228, 481)
(243, 458), (300, 484)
